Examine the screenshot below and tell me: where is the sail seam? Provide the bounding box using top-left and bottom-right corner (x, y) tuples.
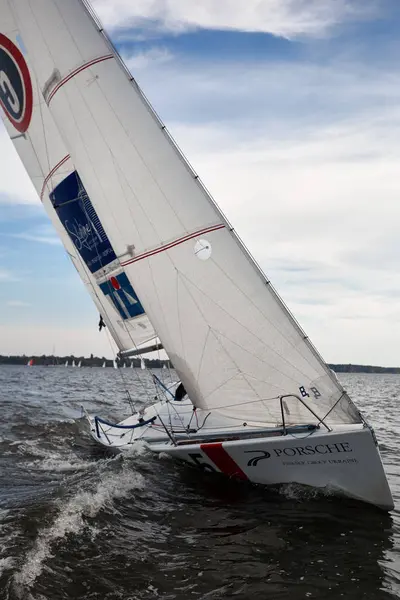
(47, 54), (113, 104)
(121, 224), (225, 267)
(40, 154), (71, 199)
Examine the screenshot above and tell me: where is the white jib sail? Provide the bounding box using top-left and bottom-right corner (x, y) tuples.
(2, 0), (362, 426)
(0, 1), (156, 354)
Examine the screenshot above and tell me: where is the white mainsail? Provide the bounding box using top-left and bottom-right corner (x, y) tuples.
(1, 0), (361, 426)
(0, 1), (156, 355)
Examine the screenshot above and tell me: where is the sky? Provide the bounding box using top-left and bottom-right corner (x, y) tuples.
(1, 0), (400, 364)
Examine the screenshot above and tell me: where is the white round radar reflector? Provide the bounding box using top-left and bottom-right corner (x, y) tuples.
(194, 238), (212, 261)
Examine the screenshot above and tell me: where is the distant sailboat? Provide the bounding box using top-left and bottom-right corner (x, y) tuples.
(140, 358), (146, 371)
(72, 360), (76, 368)
(78, 360), (82, 368)
(113, 360), (118, 370)
(65, 360), (68, 367)
(102, 361), (106, 368)
(1, 0), (393, 511)
(27, 359), (34, 367)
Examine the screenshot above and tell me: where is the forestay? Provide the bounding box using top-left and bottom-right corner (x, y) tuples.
(3, 0), (362, 426)
(0, 0), (156, 353)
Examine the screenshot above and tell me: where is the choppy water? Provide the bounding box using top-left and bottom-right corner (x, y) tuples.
(0, 366), (399, 600)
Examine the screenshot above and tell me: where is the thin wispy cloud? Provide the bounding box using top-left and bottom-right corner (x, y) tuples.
(7, 300), (31, 308)
(126, 47), (173, 69)
(13, 233), (62, 246)
(93, 0), (376, 38)
(0, 269), (19, 283)
(10, 225), (62, 247)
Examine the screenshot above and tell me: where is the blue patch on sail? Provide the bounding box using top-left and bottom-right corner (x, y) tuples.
(50, 171), (117, 274)
(99, 272), (145, 320)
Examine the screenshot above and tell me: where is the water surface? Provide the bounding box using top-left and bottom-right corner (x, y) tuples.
(0, 367), (399, 599)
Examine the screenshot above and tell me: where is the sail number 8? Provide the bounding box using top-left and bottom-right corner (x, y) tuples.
(299, 386), (321, 399)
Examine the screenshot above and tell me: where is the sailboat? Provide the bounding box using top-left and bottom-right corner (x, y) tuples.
(78, 360), (82, 368)
(102, 361), (106, 368)
(65, 360), (69, 367)
(27, 359), (34, 367)
(0, 0), (393, 510)
(140, 358), (146, 371)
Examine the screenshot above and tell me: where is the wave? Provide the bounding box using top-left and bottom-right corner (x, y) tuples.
(13, 466), (146, 595)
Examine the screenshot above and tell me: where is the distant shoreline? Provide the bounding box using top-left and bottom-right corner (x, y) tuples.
(0, 355), (168, 368)
(0, 355), (399, 373)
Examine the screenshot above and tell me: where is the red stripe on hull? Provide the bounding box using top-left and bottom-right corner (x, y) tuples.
(201, 442), (248, 480)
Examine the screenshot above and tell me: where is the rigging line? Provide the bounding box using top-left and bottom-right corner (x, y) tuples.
(177, 268), (322, 387)
(188, 254), (322, 382)
(174, 270), (283, 410)
(209, 328), (308, 391)
(195, 326), (211, 382)
(176, 271), (187, 374)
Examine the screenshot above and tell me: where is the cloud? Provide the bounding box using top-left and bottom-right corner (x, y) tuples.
(13, 233), (62, 246)
(125, 47), (173, 69)
(11, 224), (62, 246)
(6, 300), (31, 307)
(93, 0), (375, 38)
(0, 269), (18, 282)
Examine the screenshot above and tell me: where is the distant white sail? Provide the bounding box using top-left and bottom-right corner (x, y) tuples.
(102, 361), (106, 368)
(65, 360), (68, 367)
(1, 0), (361, 426)
(140, 358), (146, 371)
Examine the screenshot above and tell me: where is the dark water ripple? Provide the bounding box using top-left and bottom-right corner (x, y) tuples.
(0, 366), (399, 599)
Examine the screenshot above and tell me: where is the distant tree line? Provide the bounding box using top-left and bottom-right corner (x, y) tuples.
(328, 364), (400, 374)
(0, 354), (170, 369)
(0, 356), (398, 373)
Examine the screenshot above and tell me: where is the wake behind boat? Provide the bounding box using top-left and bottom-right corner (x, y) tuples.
(0, 0), (393, 510)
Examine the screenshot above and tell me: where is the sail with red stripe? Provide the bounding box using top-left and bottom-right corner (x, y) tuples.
(0, 0), (361, 427)
(0, 0), (156, 354)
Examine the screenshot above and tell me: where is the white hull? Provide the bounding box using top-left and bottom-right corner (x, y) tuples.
(85, 399), (394, 511)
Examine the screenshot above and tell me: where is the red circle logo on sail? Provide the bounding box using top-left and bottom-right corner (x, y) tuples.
(0, 34), (33, 133)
